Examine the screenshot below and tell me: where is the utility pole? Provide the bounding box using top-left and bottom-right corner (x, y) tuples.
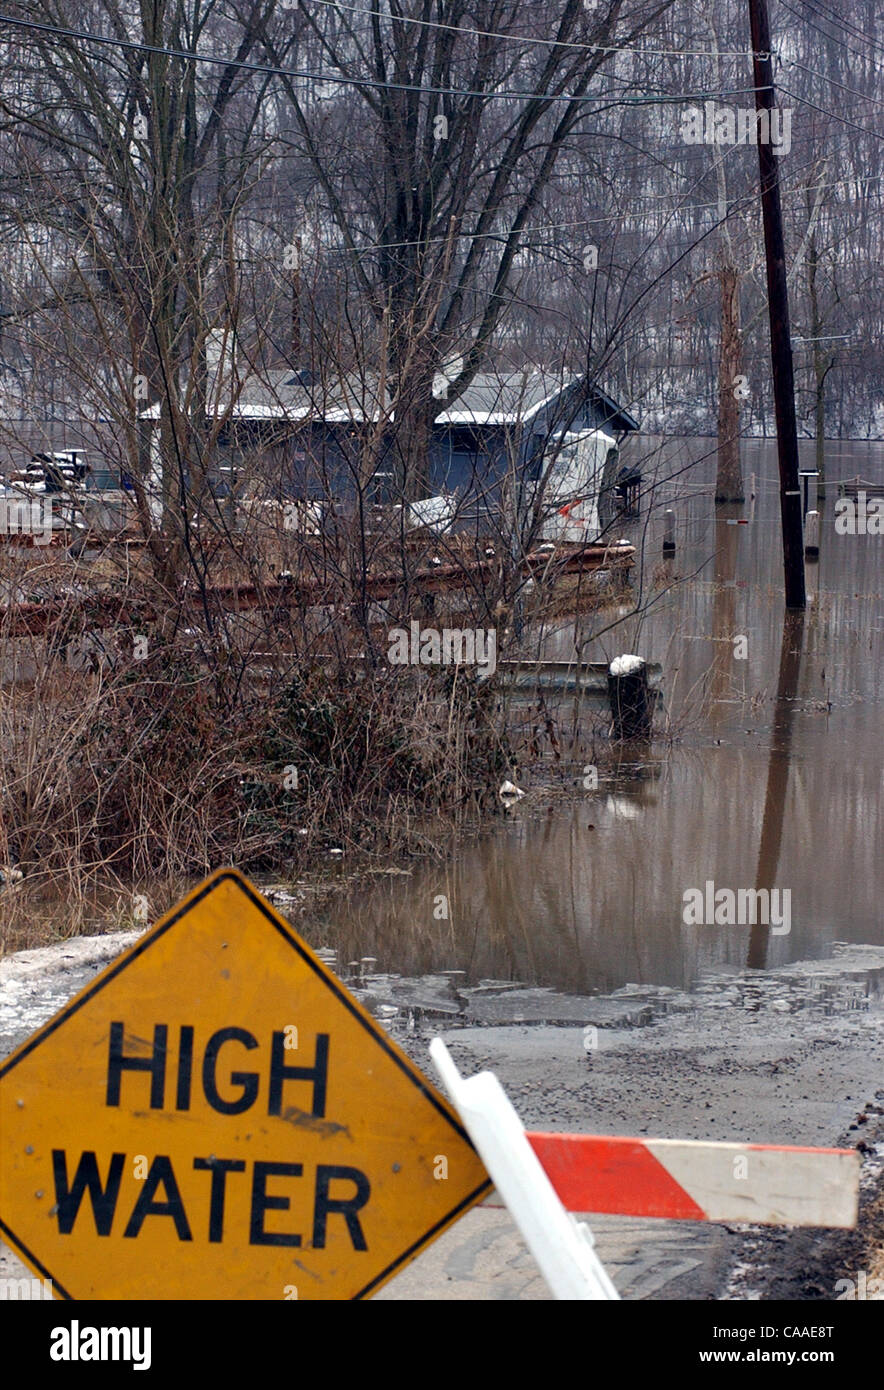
(748, 0), (806, 609)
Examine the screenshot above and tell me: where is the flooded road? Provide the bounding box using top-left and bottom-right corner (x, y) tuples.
(305, 438), (883, 994)
(2, 437), (882, 1305)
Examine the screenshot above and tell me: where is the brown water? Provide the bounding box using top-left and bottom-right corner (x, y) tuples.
(306, 438), (883, 994)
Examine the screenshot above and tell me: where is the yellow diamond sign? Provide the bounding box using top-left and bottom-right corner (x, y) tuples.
(0, 869), (490, 1299)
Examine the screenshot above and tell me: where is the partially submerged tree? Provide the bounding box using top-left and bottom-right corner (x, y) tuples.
(705, 7), (744, 504)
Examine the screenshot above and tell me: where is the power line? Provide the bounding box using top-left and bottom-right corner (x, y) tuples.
(304, 0), (761, 61)
(0, 13), (761, 108)
(280, 170), (883, 257)
(792, 0), (884, 59)
(0, 13), (879, 263)
(306, 0), (884, 91)
(4, 137), (877, 258)
(2, 11), (879, 142)
(780, 87), (884, 140)
(779, 1), (884, 73)
(785, 59), (884, 109)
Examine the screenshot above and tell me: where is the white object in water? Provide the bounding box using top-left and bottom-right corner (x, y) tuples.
(499, 780), (525, 800)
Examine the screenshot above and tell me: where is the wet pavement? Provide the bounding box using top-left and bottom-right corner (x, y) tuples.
(376, 1207), (730, 1301)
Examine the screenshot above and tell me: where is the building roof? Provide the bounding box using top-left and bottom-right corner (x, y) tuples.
(143, 366), (639, 432)
(214, 368), (386, 423)
(435, 373), (639, 432)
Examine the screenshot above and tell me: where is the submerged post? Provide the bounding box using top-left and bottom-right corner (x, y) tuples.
(608, 654), (652, 739)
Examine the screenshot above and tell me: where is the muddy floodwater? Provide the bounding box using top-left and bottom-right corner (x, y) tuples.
(304, 438), (883, 996)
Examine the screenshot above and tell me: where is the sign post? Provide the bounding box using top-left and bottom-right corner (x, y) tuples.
(430, 1039), (619, 1300)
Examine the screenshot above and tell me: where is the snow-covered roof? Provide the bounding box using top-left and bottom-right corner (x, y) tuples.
(140, 367), (639, 432)
(435, 371), (572, 424)
(213, 368), (389, 423)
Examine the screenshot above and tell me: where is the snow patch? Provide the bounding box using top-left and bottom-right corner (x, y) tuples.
(0, 930), (143, 985)
(609, 653), (645, 677)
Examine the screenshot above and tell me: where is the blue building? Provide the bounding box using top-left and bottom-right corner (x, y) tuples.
(202, 365), (639, 533)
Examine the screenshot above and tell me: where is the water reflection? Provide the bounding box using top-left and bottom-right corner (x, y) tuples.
(306, 440), (883, 995)
(747, 608), (805, 970)
(710, 503), (742, 726)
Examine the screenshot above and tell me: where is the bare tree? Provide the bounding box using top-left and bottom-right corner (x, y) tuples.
(259, 0), (673, 497)
(0, 0), (295, 588)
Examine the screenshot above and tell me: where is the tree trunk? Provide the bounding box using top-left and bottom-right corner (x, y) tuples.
(389, 348), (436, 501)
(807, 233), (829, 500)
(392, 403), (433, 501)
(716, 263), (745, 502)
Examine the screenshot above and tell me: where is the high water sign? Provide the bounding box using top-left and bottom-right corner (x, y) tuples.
(0, 869), (491, 1299)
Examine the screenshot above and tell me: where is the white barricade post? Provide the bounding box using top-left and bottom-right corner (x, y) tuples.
(429, 1037), (620, 1301)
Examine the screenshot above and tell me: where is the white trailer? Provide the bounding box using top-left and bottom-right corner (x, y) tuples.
(538, 427), (617, 543)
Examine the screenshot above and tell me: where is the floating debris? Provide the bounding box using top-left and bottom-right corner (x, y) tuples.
(499, 780), (526, 801)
